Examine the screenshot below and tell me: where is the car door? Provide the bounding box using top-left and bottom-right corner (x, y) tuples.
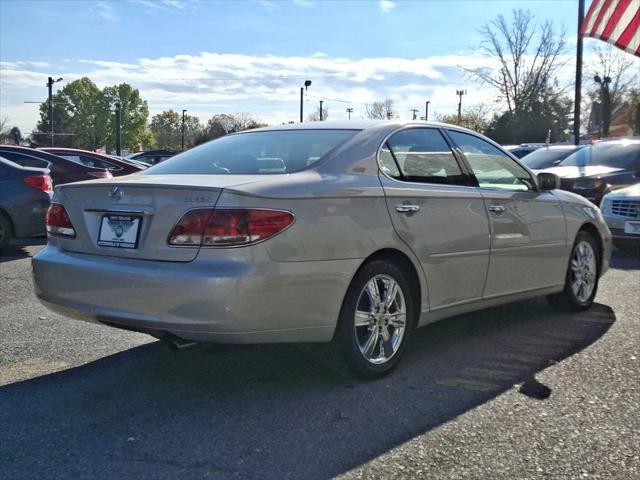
(446, 130), (568, 297)
(378, 127), (491, 310)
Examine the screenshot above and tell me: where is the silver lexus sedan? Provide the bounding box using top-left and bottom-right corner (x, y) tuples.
(33, 121), (612, 377)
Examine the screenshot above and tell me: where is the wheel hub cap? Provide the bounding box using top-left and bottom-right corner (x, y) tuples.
(570, 240), (597, 304)
(354, 274), (407, 365)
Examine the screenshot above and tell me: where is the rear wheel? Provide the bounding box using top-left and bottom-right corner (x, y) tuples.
(335, 259), (415, 378)
(547, 231), (600, 312)
(0, 213), (14, 252)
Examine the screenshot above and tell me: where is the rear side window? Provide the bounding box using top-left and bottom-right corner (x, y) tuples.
(144, 130), (358, 175)
(58, 154), (119, 171)
(381, 128), (464, 185)
(0, 151), (49, 169)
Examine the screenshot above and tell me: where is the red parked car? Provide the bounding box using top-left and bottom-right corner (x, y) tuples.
(0, 145), (111, 186)
(40, 148), (144, 176)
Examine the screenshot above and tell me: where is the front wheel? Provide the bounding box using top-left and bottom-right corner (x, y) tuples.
(547, 231), (600, 312)
(334, 259), (416, 378)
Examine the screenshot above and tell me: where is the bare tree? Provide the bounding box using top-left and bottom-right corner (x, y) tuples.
(307, 105), (329, 122)
(467, 9), (566, 114)
(366, 99), (395, 119)
(437, 104), (492, 132)
(589, 43), (639, 109)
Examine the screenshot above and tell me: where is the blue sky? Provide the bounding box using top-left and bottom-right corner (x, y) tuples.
(0, 0), (629, 132)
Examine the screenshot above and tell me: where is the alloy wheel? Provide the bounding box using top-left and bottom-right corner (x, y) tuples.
(354, 274), (407, 365)
(570, 240), (597, 303)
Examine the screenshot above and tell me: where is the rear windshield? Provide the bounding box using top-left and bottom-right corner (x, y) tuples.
(144, 129), (359, 175)
(521, 147), (580, 169)
(560, 142), (640, 169)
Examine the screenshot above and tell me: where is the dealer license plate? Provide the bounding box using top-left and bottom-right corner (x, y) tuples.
(97, 215), (141, 248)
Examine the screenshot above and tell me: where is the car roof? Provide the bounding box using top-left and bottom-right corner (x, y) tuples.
(239, 119), (487, 137)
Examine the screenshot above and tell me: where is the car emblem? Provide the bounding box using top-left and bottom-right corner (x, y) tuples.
(109, 186), (123, 199)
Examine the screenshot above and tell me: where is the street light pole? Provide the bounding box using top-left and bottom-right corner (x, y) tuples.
(456, 90), (467, 122)
(182, 109), (187, 151)
(346, 107), (353, 120)
(46, 76), (63, 147)
(425, 101), (430, 121)
(319, 100), (323, 121)
(115, 102), (122, 156)
(300, 80), (312, 123)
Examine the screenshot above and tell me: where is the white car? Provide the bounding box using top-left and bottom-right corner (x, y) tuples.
(600, 183), (640, 254)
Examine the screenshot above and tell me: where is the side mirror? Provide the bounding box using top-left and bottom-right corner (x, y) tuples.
(537, 172), (560, 191)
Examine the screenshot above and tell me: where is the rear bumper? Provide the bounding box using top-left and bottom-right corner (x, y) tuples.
(32, 245), (360, 343)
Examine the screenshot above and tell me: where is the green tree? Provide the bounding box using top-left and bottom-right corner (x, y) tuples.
(194, 113), (265, 146)
(149, 110), (203, 151)
(436, 104), (491, 133)
(103, 83), (151, 151)
(33, 77), (150, 151)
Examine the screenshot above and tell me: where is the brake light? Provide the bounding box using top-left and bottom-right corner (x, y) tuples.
(168, 209), (294, 247)
(23, 174), (53, 193)
(88, 169), (112, 179)
(46, 203), (76, 237)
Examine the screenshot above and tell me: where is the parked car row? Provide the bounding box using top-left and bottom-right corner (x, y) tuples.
(0, 156), (52, 250)
(0, 146), (175, 250)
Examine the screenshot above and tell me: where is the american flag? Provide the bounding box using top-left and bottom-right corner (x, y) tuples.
(581, 0), (640, 57)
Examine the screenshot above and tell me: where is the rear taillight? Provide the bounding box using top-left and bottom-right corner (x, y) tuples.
(23, 174), (53, 193)
(168, 208), (294, 247)
(46, 203), (76, 237)
(88, 169), (112, 179)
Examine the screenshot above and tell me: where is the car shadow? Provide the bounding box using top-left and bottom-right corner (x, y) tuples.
(609, 248), (640, 270)
(0, 300), (615, 479)
(0, 238), (46, 263)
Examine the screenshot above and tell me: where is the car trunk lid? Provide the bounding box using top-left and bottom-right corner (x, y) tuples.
(54, 175), (265, 262)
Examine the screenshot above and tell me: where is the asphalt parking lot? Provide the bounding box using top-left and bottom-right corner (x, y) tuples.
(1, 241), (638, 480)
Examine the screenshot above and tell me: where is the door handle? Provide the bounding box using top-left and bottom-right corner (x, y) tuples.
(396, 204), (421, 213)
(488, 205), (507, 214)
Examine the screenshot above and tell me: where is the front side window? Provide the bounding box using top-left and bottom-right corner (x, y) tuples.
(448, 130), (534, 191)
(381, 128), (464, 185)
(144, 129), (358, 175)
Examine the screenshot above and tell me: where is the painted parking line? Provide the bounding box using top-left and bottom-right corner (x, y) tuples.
(461, 367), (520, 380)
(437, 378), (501, 392)
(540, 331), (588, 342)
(499, 353), (549, 365)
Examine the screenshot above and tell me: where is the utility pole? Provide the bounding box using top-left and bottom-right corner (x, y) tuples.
(410, 108), (419, 120)
(182, 109), (187, 151)
(346, 107), (353, 120)
(46, 76), (63, 147)
(115, 102), (122, 156)
(386, 111), (393, 120)
(319, 100), (323, 121)
(456, 90), (467, 122)
(425, 101), (430, 121)
(573, 0), (585, 145)
(300, 80), (312, 123)
(594, 75), (611, 138)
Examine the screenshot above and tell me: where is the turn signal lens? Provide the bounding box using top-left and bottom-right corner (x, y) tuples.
(168, 208), (294, 247)
(88, 169), (112, 179)
(23, 174), (53, 193)
(46, 203), (76, 237)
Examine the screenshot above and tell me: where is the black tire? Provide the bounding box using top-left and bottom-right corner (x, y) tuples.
(0, 213), (14, 252)
(547, 231), (600, 312)
(334, 258), (416, 378)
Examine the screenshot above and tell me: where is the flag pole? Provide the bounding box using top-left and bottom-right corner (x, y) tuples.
(573, 0), (585, 145)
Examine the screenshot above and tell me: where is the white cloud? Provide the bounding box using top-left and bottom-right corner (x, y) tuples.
(379, 1), (395, 13)
(96, 1), (117, 22)
(293, 0), (313, 6)
(0, 50), (549, 131)
(255, 0), (280, 12)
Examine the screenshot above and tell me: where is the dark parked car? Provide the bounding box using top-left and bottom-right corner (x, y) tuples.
(0, 145), (112, 186)
(127, 149), (176, 166)
(521, 145), (585, 170)
(505, 143), (545, 159)
(539, 139), (640, 205)
(41, 148), (144, 176)
(0, 156), (52, 250)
